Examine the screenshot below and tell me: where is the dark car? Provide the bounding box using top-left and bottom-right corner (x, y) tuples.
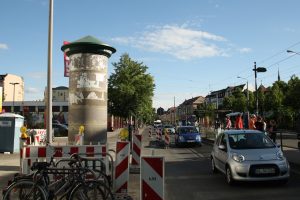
(53, 123), (68, 137)
(175, 126), (201, 147)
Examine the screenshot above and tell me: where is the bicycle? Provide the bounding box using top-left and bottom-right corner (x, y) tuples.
(3, 154), (114, 200)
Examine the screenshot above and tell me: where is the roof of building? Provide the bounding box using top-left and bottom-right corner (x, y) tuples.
(180, 96), (205, 106)
(53, 86), (69, 90)
(0, 74), (8, 81)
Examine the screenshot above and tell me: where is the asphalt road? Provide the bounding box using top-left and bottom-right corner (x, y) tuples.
(142, 127), (300, 200)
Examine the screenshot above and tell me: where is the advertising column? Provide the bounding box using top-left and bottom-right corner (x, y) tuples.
(0, 86), (2, 113)
(61, 36), (116, 144)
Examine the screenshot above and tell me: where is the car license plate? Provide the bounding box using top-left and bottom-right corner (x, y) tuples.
(187, 140), (195, 143)
(255, 168), (275, 174)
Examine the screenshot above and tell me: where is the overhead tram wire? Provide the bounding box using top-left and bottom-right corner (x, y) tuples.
(260, 64), (300, 81)
(258, 41), (300, 64)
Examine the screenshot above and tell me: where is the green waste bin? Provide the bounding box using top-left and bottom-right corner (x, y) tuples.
(0, 113), (24, 153)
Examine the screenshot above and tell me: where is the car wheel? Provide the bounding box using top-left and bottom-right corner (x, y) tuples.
(211, 157), (217, 173)
(226, 166), (235, 185)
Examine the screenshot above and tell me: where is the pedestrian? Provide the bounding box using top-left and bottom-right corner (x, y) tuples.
(248, 114), (256, 130)
(235, 113), (243, 129)
(225, 116), (232, 129)
(255, 116), (265, 132)
(267, 119), (277, 143)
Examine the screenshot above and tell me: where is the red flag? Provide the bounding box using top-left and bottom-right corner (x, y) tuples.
(63, 41), (70, 77)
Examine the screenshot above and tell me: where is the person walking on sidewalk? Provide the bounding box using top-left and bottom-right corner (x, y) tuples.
(235, 114), (243, 129)
(225, 116), (232, 129)
(267, 119), (277, 142)
(255, 116), (265, 132)
(249, 114), (256, 130)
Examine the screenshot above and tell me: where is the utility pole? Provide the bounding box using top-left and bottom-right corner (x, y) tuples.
(9, 82), (19, 113)
(46, 0), (53, 144)
(174, 96), (176, 125)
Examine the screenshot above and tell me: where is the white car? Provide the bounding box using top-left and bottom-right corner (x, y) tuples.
(211, 130), (289, 185)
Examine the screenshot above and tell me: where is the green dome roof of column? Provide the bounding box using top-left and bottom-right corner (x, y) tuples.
(61, 35), (116, 57)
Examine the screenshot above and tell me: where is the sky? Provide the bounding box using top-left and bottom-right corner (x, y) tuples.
(1, 0), (300, 110)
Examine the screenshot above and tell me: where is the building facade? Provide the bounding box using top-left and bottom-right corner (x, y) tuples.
(51, 86), (69, 102)
(0, 74), (24, 102)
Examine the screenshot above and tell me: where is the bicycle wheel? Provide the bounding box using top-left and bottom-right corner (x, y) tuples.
(92, 169), (112, 188)
(3, 180), (47, 200)
(69, 180), (114, 200)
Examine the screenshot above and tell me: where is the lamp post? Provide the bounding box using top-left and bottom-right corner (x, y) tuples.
(253, 62), (267, 116)
(287, 50), (300, 55)
(10, 82), (19, 113)
(237, 76), (249, 111)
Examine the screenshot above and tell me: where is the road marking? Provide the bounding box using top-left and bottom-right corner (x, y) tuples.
(188, 148), (205, 158)
(166, 174), (216, 180)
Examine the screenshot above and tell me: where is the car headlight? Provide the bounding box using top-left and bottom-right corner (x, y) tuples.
(276, 151), (284, 160)
(179, 136), (185, 142)
(196, 135), (201, 141)
(232, 153), (245, 163)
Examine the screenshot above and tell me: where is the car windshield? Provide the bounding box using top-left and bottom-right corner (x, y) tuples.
(228, 132), (275, 149)
(179, 127), (198, 134)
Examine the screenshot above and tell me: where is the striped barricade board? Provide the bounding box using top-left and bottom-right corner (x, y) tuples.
(131, 134), (142, 173)
(20, 145), (107, 175)
(141, 156), (165, 200)
(114, 141), (130, 195)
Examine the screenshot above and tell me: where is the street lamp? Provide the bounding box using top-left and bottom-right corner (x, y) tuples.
(287, 50), (300, 55)
(237, 76), (249, 111)
(10, 82), (19, 113)
(253, 62), (267, 116)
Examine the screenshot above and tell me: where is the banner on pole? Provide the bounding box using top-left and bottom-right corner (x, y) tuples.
(63, 41), (70, 77)
(0, 86), (2, 113)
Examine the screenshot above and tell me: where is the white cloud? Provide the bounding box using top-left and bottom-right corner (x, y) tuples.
(238, 47), (252, 53)
(0, 43), (8, 50)
(112, 24), (227, 60)
(25, 87), (40, 94)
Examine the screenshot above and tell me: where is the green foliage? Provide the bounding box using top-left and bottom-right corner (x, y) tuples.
(285, 75), (300, 111)
(108, 53), (155, 123)
(220, 75), (300, 129)
(222, 88), (247, 112)
(195, 103), (215, 118)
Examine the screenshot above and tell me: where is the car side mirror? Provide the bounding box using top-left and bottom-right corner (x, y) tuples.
(218, 144), (226, 151)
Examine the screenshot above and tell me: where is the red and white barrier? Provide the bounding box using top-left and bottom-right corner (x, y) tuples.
(114, 141), (130, 194)
(164, 133), (170, 148)
(20, 145), (107, 174)
(156, 129), (162, 141)
(141, 156), (165, 200)
(27, 129), (47, 143)
(131, 134), (142, 170)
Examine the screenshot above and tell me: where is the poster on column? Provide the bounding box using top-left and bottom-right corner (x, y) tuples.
(0, 86), (2, 113)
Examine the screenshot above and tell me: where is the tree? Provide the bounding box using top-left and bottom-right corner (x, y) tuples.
(223, 88), (247, 112)
(108, 53), (155, 123)
(265, 82), (284, 112)
(157, 107), (165, 115)
(285, 75), (300, 111)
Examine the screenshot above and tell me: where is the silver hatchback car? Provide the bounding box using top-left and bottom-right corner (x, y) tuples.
(211, 130), (290, 185)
